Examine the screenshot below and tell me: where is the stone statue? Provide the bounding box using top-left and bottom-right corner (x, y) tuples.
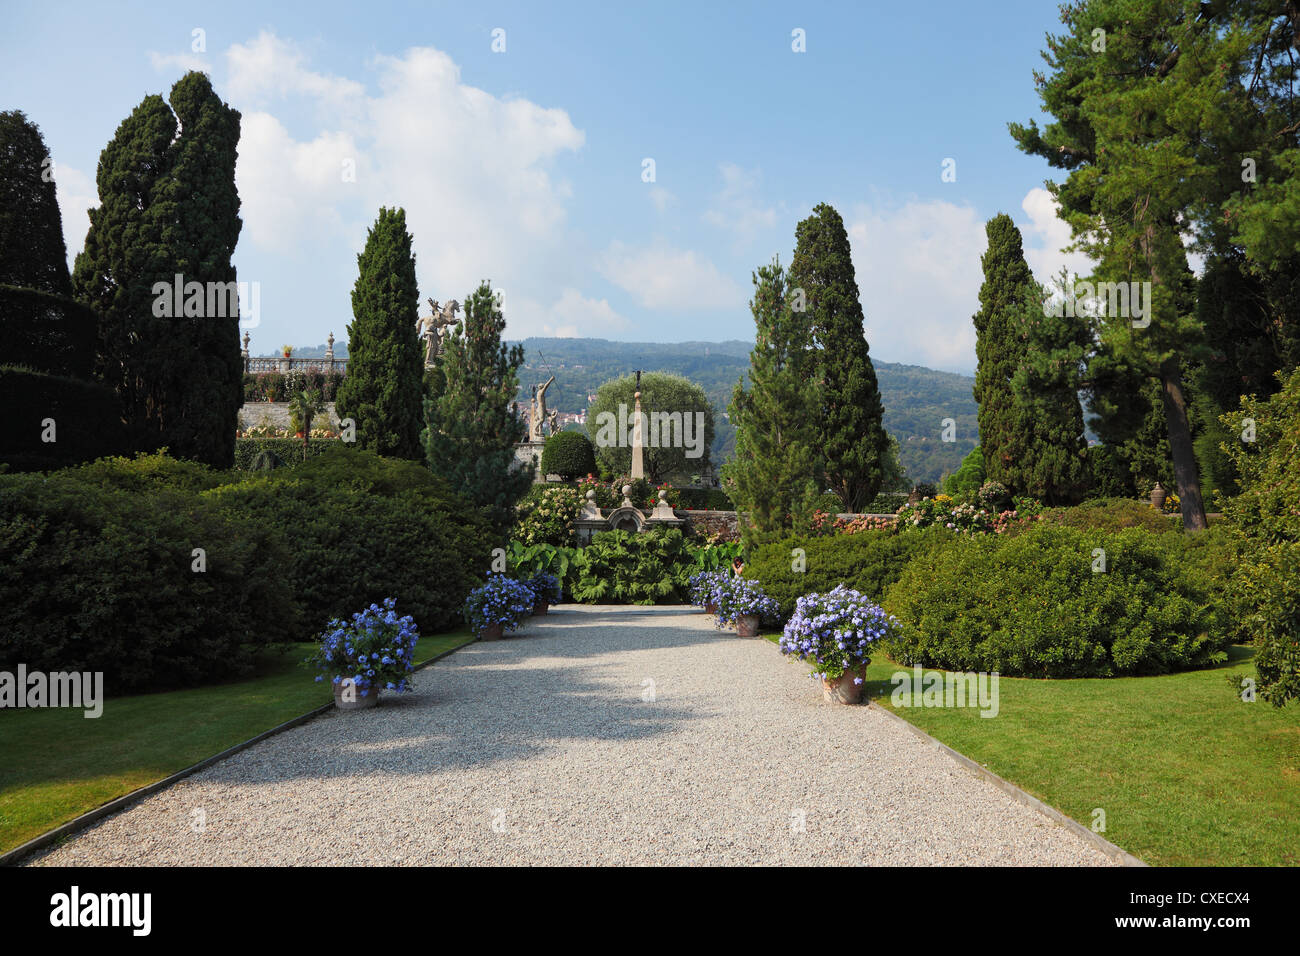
(529, 375), (556, 442)
(417, 297), (461, 367)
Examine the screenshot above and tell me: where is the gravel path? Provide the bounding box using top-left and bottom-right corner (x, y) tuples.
(32, 606), (1116, 866)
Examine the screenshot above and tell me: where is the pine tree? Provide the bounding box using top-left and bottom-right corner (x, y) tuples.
(1010, 0), (1214, 529)
(723, 257), (821, 548)
(71, 72), (244, 467)
(424, 281), (533, 540)
(789, 202), (888, 512)
(0, 110), (71, 295)
(334, 206), (424, 459)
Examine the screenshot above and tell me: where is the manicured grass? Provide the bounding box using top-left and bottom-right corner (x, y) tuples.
(0, 631), (473, 855)
(762, 635), (1299, 866)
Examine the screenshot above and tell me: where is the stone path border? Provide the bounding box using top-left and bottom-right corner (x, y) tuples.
(0, 639), (473, 867)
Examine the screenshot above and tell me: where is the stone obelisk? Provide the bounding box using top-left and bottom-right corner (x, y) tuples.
(630, 369), (645, 480)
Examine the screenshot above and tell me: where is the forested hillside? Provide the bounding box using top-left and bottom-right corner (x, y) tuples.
(507, 337), (978, 484)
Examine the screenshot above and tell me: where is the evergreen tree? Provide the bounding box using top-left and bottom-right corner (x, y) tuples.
(1010, 0), (1216, 529)
(334, 206), (424, 459)
(153, 73), (243, 467)
(0, 110), (71, 295)
(424, 281), (533, 540)
(723, 257), (821, 548)
(71, 72), (243, 467)
(789, 202), (888, 512)
(972, 214), (1036, 491)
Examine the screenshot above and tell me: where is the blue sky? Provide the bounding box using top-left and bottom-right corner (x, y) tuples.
(3, 0), (1093, 374)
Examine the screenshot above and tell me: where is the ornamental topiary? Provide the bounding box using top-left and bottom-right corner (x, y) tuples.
(540, 430), (596, 480)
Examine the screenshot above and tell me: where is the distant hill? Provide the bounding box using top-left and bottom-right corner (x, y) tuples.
(505, 337), (977, 484)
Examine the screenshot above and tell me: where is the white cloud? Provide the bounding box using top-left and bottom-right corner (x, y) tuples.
(845, 199), (988, 372)
(507, 288), (629, 339)
(220, 33), (585, 326)
(598, 240), (745, 311)
(703, 163), (776, 239)
(52, 164), (97, 267)
(148, 51), (212, 75)
(648, 187), (675, 213)
(1018, 187), (1096, 287)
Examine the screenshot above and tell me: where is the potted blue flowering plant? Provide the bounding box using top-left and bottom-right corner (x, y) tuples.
(779, 586), (899, 704)
(527, 571), (562, 615)
(464, 574), (535, 640)
(715, 577), (778, 637)
(307, 598), (419, 710)
(688, 569), (729, 615)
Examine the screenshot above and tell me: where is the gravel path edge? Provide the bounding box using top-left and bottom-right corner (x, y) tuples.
(0, 635), (478, 867)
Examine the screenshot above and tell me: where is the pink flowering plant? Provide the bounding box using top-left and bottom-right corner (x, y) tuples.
(306, 597), (419, 697)
(464, 574), (535, 633)
(779, 586), (900, 681)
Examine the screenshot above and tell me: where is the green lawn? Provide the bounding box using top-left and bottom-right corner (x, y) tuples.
(763, 636), (1299, 866)
(0, 631), (473, 855)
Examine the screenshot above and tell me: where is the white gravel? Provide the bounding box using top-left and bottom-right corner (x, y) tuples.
(31, 605), (1116, 866)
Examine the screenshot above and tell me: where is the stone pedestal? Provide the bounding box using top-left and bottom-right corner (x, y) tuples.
(513, 441), (546, 480)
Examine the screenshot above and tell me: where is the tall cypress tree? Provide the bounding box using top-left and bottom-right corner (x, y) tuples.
(789, 202), (888, 512)
(154, 72), (243, 467)
(72, 72), (243, 467)
(72, 94), (177, 445)
(973, 214), (1035, 490)
(974, 216), (1089, 504)
(424, 281), (533, 541)
(0, 110), (71, 295)
(334, 206), (424, 459)
(724, 257), (821, 548)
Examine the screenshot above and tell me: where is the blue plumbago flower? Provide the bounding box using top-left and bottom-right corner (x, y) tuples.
(464, 574), (536, 634)
(779, 586), (899, 681)
(713, 577), (779, 629)
(308, 599), (420, 695)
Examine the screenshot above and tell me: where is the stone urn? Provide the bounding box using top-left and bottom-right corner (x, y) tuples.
(333, 678), (380, 711)
(479, 622), (504, 641)
(821, 666), (867, 705)
(736, 614), (760, 638)
(533, 599), (550, 616)
(1150, 482), (1167, 510)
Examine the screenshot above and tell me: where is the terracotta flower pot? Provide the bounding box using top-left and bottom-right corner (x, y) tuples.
(704, 602), (718, 615)
(479, 622), (504, 641)
(736, 614), (759, 638)
(821, 666), (867, 705)
(333, 679), (380, 711)
(533, 600), (549, 616)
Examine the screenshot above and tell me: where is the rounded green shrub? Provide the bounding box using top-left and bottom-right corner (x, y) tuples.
(882, 524), (1227, 678)
(1038, 497), (1177, 534)
(742, 528), (942, 621)
(540, 431), (596, 481)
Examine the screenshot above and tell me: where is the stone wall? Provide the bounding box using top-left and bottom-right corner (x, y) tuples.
(238, 401), (341, 431)
(680, 509), (741, 540)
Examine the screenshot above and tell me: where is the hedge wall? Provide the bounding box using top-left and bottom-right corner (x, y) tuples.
(0, 284), (97, 378)
(234, 436), (337, 469)
(0, 366), (131, 472)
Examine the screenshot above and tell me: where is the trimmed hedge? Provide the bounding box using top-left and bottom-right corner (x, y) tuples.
(0, 284), (97, 378)
(0, 446), (494, 691)
(1037, 497), (1177, 534)
(881, 524), (1227, 678)
(0, 461), (298, 692)
(234, 436), (336, 469)
(742, 529), (941, 621)
(0, 366), (132, 472)
(540, 431), (595, 481)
